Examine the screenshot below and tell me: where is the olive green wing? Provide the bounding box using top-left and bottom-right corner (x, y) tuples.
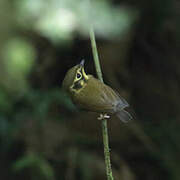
(72, 77), (128, 113)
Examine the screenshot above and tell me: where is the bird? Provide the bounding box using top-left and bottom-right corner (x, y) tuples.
(62, 59), (132, 123)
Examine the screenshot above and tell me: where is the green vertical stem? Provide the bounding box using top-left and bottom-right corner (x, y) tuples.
(89, 28), (104, 83)
(89, 27), (114, 180)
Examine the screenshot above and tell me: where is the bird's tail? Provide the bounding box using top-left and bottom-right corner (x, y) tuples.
(116, 110), (132, 123)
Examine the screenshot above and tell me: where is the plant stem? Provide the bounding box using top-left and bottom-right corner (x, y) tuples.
(89, 28), (104, 83)
(89, 27), (114, 180)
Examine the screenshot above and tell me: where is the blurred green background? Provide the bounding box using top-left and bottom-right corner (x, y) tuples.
(1, 0), (180, 179)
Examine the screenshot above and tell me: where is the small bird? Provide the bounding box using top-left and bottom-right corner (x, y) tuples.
(62, 60), (132, 122)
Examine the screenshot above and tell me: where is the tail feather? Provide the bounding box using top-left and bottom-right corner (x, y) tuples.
(116, 110), (132, 123)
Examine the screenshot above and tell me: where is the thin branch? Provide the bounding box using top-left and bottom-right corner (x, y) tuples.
(89, 27), (114, 180)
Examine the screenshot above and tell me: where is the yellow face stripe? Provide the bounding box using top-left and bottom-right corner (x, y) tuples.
(81, 67), (89, 80)
(70, 66), (88, 93)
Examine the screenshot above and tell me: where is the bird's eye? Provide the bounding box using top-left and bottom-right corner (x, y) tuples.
(76, 73), (82, 79)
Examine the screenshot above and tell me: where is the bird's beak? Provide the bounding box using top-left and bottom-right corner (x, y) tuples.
(79, 59), (85, 67)
(79, 59), (89, 80)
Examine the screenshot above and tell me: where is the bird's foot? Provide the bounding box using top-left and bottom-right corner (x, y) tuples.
(98, 113), (110, 120)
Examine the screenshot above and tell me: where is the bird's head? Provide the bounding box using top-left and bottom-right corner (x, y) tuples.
(62, 59), (89, 93)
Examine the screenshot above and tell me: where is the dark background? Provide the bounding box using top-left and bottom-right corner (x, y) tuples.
(0, 0), (180, 179)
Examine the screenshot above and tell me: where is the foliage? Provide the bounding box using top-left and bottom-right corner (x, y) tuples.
(15, 0), (137, 42)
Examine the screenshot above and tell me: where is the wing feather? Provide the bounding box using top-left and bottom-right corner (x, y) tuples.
(72, 76), (128, 113)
